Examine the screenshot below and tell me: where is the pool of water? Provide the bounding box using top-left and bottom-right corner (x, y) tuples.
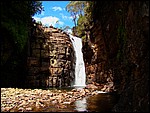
(42, 92), (118, 112)
(84, 93), (118, 112)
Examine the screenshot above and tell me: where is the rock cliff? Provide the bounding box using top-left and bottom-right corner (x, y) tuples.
(83, 1), (149, 112)
(26, 23), (75, 88)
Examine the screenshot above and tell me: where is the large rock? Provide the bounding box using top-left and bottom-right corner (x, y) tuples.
(26, 25), (75, 88)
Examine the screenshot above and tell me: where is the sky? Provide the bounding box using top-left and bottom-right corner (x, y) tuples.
(32, 1), (74, 31)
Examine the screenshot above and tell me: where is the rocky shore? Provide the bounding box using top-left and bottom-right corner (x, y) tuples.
(1, 86), (107, 112)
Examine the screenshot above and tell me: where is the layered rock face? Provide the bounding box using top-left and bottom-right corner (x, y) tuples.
(83, 1), (149, 112)
(26, 24), (75, 88)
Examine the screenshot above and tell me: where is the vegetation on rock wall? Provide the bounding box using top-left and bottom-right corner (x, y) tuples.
(82, 1), (149, 112)
(1, 1), (43, 87)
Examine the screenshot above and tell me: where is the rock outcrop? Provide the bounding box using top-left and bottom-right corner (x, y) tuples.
(26, 24), (75, 88)
(83, 1), (149, 112)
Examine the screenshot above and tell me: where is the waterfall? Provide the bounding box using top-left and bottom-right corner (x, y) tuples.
(68, 34), (86, 88)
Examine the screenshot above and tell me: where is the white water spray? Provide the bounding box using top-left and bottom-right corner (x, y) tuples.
(69, 34), (86, 88)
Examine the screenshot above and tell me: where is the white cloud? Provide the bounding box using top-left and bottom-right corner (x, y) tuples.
(60, 13), (68, 19)
(57, 21), (64, 26)
(33, 16), (64, 27)
(60, 13), (73, 20)
(52, 6), (62, 11)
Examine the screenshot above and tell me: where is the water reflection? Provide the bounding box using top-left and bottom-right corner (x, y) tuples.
(75, 98), (87, 112)
(42, 90), (118, 112)
(74, 93), (118, 112)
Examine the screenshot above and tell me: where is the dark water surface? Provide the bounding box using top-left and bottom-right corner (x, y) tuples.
(41, 88), (118, 112)
(84, 93), (118, 112)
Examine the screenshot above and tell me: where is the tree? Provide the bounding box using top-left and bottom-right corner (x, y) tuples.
(1, 1), (43, 52)
(66, 1), (86, 35)
(66, 1), (94, 38)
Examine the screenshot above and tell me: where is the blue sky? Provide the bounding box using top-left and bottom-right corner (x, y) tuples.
(33, 1), (74, 30)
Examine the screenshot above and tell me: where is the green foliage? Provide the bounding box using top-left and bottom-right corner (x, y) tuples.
(1, 1), (43, 51)
(82, 35), (86, 41)
(114, 4), (127, 62)
(1, 20), (28, 51)
(1, 1), (44, 87)
(116, 21), (127, 62)
(66, 1), (85, 16)
(30, 1), (43, 16)
(1, 1), (43, 67)
(66, 1), (87, 35)
(66, 1), (93, 38)
(76, 15), (86, 37)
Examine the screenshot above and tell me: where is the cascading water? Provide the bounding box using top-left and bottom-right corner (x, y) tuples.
(68, 34), (86, 88)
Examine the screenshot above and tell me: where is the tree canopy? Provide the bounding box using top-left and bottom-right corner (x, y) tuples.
(66, 1), (94, 38)
(66, 1), (86, 35)
(1, 1), (43, 52)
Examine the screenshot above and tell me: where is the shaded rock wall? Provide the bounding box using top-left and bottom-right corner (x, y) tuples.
(1, 24), (28, 88)
(26, 24), (75, 88)
(83, 1), (149, 112)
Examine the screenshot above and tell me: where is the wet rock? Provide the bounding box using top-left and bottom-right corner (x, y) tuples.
(25, 107), (32, 111)
(63, 101), (71, 104)
(86, 84), (98, 89)
(18, 107), (24, 112)
(1, 88), (101, 112)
